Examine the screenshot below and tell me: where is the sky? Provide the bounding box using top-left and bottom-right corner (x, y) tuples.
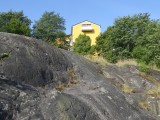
(0, 1), (160, 34)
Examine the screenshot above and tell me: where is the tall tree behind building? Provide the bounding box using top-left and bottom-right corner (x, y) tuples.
(32, 11), (66, 46)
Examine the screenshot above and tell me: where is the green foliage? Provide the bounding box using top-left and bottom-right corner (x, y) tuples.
(89, 45), (96, 54)
(139, 62), (149, 72)
(53, 40), (69, 50)
(50, 32), (69, 50)
(154, 56), (160, 68)
(0, 10), (31, 36)
(32, 11), (66, 47)
(0, 52), (11, 60)
(73, 34), (91, 55)
(132, 46), (148, 63)
(96, 13), (160, 68)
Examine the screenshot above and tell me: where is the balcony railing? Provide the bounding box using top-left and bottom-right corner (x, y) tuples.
(81, 26), (93, 31)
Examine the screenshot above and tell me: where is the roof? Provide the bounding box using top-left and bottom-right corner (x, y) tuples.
(72, 20), (101, 27)
(71, 20), (101, 34)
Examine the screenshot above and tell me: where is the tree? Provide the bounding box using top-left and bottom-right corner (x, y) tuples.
(0, 10), (31, 36)
(73, 34), (91, 55)
(96, 13), (153, 62)
(133, 20), (160, 66)
(96, 13), (160, 67)
(32, 11), (66, 45)
(53, 32), (70, 50)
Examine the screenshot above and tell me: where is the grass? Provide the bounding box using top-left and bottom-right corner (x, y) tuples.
(84, 56), (138, 67)
(138, 100), (151, 111)
(55, 68), (80, 91)
(148, 64), (160, 72)
(147, 85), (160, 97)
(55, 81), (76, 91)
(139, 72), (160, 97)
(84, 55), (160, 72)
(138, 62), (150, 72)
(120, 83), (134, 94)
(84, 55), (108, 66)
(139, 72), (157, 84)
(67, 68), (80, 85)
(55, 82), (67, 91)
(116, 59), (138, 67)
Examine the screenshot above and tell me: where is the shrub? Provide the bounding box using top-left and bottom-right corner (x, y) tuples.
(73, 34), (91, 55)
(154, 56), (160, 68)
(139, 62), (149, 72)
(89, 45), (96, 54)
(104, 51), (118, 63)
(95, 13), (160, 68)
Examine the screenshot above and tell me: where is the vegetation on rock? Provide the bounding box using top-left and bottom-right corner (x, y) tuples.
(95, 13), (160, 68)
(0, 52), (11, 60)
(1, 11), (160, 69)
(0, 33), (158, 120)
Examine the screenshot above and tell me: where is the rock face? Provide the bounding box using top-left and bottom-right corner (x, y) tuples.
(0, 33), (73, 87)
(0, 32), (158, 120)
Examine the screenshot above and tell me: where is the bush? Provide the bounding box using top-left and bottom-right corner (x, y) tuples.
(154, 56), (160, 68)
(103, 51), (118, 63)
(89, 45), (96, 54)
(73, 34), (91, 55)
(95, 13), (160, 68)
(139, 62), (149, 72)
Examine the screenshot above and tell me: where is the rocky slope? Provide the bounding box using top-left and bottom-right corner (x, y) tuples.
(0, 32), (159, 120)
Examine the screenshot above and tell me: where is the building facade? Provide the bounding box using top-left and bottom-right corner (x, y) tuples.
(71, 20), (101, 46)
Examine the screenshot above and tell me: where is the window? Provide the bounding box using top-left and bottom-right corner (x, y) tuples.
(82, 24), (91, 27)
(81, 24), (93, 31)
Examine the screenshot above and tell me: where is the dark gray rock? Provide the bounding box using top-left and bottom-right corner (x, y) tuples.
(0, 32), (157, 120)
(0, 77), (42, 120)
(103, 65), (160, 119)
(147, 69), (160, 81)
(103, 65), (155, 91)
(0, 33), (72, 87)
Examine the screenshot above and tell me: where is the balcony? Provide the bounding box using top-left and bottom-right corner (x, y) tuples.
(81, 24), (93, 31)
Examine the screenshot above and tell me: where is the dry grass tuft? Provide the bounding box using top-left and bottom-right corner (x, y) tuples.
(139, 72), (157, 84)
(149, 64), (160, 72)
(84, 55), (108, 66)
(138, 100), (151, 111)
(139, 71), (160, 96)
(147, 85), (160, 97)
(120, 84), (134, 94)
(67, 68), (80, 85)
(55, 68), (80, 91)
(140, 72), (160, 97)
(55, 82), (66, 91)
(116, 59), (138, 67)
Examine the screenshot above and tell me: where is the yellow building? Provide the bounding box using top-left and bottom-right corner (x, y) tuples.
(71, 20), (101, 46)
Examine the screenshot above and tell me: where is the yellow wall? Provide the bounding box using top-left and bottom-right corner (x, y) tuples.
(72, 21), (100, 46)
